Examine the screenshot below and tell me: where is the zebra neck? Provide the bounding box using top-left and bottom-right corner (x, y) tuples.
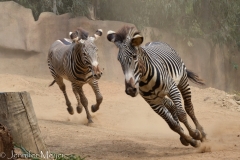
(138, 48), (159, 89)
(71, 51), (90, 74)
(138, 48), (150, 78)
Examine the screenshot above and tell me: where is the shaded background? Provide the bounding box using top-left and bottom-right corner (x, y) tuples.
(0, 1), (239, 92)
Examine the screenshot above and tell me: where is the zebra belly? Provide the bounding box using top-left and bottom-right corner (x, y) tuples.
(171, 70), (184, 85)
(140, 91), (166, 105)
(139, 85), (169, 105)
(60, 74), (70, 81)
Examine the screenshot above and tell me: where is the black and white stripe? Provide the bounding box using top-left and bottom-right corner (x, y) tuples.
(107, 26), (206, 147)
(47, 28), (103, 123)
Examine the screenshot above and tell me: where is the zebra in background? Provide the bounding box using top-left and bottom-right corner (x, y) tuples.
(107, 26), (206, 147)
(48, 28), (103, 123)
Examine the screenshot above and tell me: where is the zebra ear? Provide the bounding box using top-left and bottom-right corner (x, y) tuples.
(131, 34), (143, 46)
(107, 30), (116, 42)
(69, 31), (79, 42)
(93, 29), (103, 41)
(107, 30), (121, 48)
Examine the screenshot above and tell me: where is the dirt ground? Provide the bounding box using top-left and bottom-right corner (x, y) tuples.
(0, 73), (240, 160)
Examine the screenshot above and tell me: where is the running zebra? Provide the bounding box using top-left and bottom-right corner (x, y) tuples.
(48, 28), (103, 123)
(107, 26), (206, 147)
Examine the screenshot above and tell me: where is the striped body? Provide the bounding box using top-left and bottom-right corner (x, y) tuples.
(107, 26), (206, 147)
(48, 28), (103, 124)
(48, 39), (93, 82)
(140, 43), (185, 103)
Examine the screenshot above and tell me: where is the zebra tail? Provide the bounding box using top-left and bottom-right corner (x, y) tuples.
(186, 69), (205, 86)
(49, 80), (56, 87)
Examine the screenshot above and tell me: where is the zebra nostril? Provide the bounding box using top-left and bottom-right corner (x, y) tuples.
(133, 88), (137, 92)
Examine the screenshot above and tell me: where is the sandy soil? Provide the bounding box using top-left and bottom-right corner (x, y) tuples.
(0, 73), (240, 160)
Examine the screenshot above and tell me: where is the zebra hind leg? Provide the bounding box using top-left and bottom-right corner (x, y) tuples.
(55, 78), (74, 115)
(168, 85), (201, 147)
(151, 103), (200, 147)
(88, 79), (103, 113)
(178, 78), (207, 142)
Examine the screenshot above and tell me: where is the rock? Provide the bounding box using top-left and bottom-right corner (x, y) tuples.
(0, 1), (132, 82)
(234, 95), (240, 101)
(204, 97), (210, 101)
(236, 101), (240, 105)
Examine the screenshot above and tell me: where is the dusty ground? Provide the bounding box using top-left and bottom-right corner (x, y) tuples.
(0, 73), (240, 160)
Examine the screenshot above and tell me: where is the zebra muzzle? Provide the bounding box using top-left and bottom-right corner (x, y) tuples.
(125, 77), (137, 97)
(93, 65), (102, 79)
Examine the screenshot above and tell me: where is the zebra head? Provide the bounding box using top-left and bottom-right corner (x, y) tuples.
(107, 26), (144, 97)
(70, 28), (103, 79)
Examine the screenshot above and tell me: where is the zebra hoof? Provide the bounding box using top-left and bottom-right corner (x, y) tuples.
(67, 107), (74, 115)
(76, 106), (82, 114)
(180, 137), (189, 146)
(88, 119), (93, 124)
(91, 105), (99, 112)
(190, 139), (201, 148)
(200, 131), (207, 142)
(191, 129), (202, 141)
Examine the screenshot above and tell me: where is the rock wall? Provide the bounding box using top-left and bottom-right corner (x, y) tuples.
(0, 1), (239, 92)
(0, 1), (129, 82)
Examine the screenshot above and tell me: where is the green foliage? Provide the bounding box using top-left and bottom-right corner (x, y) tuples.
(52, 153), (88, 160)
(97, 0), (240, 51)
(231, 62), (238, 70)
(69, 0), (92, 17)
(1, 0), (240, 51)
(0, 0), (92, 20)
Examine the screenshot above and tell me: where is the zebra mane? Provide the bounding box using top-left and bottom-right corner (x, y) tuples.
(115, 26), (140, 42)
(75, 27), (89, 40)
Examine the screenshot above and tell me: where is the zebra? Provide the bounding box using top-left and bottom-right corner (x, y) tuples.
(47, 28), (103, 123)
(107, 26), (206, 147)
(69, 27), (102, 43)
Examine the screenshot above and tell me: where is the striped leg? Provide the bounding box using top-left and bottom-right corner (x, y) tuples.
(48, 60), (73, 114)
(88, 79), (103, 113)
(178, 76), (206, 142)
(168, 84), (201, 147)
(78, 86), (93, 123)
(71, 83), (84, 115)
(163, 97), (189, 146)
(151, 101), (199, 147)
(163, 97), (179, 123)
(55, 77), (74, 115)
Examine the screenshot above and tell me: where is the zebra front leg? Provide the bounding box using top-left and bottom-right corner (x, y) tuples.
(163, 97), (189, 146)
(168, 84), (202, 146)
(163, 97), (179, 123)
(178, 80), (206, 142)
(56, 78), (74, 115)
(78, 86), (93, 123)
(88, 79), (103, 113)
(151, 103), (200, 147)
(71, 83), (84, 115)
